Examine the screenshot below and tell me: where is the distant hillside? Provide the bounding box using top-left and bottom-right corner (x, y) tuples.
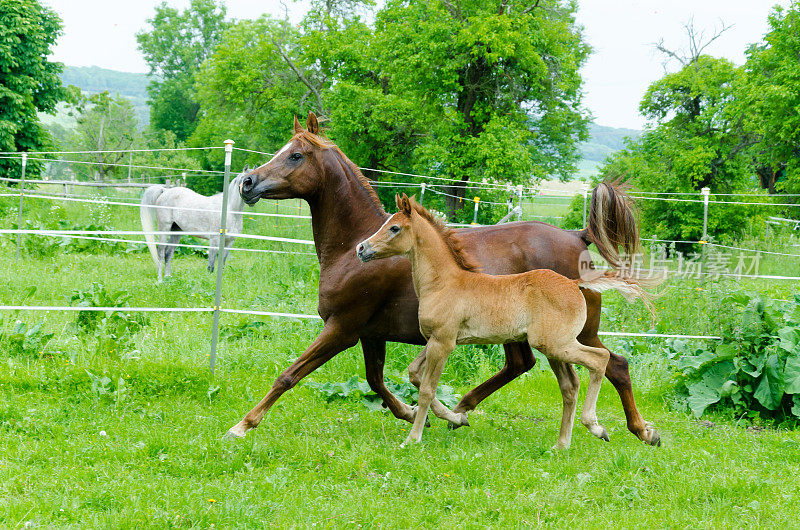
(60, 66), (152, 127)
(574, 123), (642, 179)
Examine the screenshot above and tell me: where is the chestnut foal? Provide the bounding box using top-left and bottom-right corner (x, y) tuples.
(357, 194), (652, 448)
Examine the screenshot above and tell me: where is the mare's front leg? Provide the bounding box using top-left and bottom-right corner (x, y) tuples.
(404, 334), (455, 445)
(450, 342), (536, 423)
(225, 320), (358, 439)
(580, 289), (661, 446)
(361, 339), (416, 423)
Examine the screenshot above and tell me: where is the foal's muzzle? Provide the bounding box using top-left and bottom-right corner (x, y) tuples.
(356, 241), (375, 262)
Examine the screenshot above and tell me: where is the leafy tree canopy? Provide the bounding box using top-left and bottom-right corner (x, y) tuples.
(136, 0), (229, 141)
(192, 0), (590, 219)
(738, 1), (800, 194)
(0, 0), (65, 179)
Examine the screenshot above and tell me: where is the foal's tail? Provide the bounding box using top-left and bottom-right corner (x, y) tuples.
(578, 270), (657, 321)
(140, 185), (167, 268)
(583, 180), (640, 269)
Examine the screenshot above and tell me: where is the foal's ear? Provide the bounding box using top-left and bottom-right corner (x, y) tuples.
(307, 112), (319, 135)
(400, 193), (412, 214)
(395, 193), (403, 211)
(293, 114), (304, 135)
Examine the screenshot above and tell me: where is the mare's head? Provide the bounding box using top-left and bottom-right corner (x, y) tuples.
(356, 193), (416, 262)
(356, 194), (482, 272)
(238, 112), (380, 208)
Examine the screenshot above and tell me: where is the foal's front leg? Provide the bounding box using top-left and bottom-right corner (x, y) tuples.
(404, 335), (455, 445)
(408, 345), (469, 427)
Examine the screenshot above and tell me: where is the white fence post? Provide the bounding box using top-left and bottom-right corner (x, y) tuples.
(16, 153), (27, 259)
(516, 185), (523, 221)
(582, 188), (589, 228)
(419, 182), (426, 205)
(701, 186), (710, 258)
(472, 196), (480, 225)
(209, 139), (234, 374)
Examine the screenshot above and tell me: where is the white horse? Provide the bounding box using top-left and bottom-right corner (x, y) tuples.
(139, 168), (249, 281)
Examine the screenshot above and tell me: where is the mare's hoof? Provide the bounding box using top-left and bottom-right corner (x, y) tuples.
(599, 428), (610, 442)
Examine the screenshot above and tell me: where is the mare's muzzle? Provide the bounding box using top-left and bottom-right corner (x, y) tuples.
(356, 241), (375, 262)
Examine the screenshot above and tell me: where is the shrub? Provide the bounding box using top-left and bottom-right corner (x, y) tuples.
(671, 293), (800, 425)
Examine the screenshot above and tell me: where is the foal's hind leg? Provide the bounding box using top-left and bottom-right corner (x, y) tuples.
(547, 359), (580, 450)
(567, 342), (611, 442)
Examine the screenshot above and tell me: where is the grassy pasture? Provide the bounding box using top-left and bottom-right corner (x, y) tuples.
(1, 187), (800, 528)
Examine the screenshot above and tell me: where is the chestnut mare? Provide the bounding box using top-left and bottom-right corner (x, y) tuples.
(357, 194), (652, 448)
(228, 112), (660, 446)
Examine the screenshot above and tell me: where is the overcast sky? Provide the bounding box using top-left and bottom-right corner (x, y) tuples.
(41, 0), (790, 130)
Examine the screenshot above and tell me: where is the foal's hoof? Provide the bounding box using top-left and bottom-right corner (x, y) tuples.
(599, 428), (610, 442)
(641, 423), (661, 447)
(647, 430), (662, 447)
(223, 424), (248, 440)
(448, 413), (470, 430)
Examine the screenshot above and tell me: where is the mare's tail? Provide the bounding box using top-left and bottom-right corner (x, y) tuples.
(578, 270), (657, 322)
(583, 180), (640, 269)
(140, 185), (167, 268)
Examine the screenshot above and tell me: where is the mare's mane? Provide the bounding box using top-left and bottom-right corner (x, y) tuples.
(410, 201), (482, 273)
(294, 131), (382, 209)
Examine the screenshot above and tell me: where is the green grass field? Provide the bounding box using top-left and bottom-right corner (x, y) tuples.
(2, 186), (800, 528)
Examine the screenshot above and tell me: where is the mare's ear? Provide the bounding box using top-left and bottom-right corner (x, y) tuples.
(395, 193), (403, 211)
(293, 114), (304, 135)
(307, 112), (319, 135)
(400, 193), (411, 214)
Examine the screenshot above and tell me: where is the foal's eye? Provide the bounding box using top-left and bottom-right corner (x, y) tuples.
(389, 225), (401, 234)
(288, 152), (302, 161)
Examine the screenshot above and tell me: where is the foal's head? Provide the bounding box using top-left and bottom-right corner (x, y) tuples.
(238, 112), (380, 209)
(357, 194), (481, 272)
(356, 194), (416, 262)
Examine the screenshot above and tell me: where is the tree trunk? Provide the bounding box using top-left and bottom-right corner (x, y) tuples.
(444, 177), (470, 217)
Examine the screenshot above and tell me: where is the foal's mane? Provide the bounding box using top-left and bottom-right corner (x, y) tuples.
(293, 131), (382, 209)
(410, 201), (482, 273)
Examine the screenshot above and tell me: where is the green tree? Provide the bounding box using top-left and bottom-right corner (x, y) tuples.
(189, 16), (308, 172)
(321, 0), (590, 215)
(0, 0), (64, 179)
(586, 23), (765, 243)
(738, 1), (800, 196)
(136, 0), (229, 141)
(70, 92), (140, 181)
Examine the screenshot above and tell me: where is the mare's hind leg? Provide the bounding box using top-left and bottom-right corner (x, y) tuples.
(547, 359), (580, 450)
(580, 289), (660, 446)
(451, 342), (536, 423)
(163, 234), (181, 277)
(208, 236), (219, 273)
(156, 233), (170, 282)
(408, 346), (468, 427)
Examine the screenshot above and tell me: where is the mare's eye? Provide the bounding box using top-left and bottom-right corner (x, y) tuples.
(289, 152), (302, 161)
(389, 225), (401, 234)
